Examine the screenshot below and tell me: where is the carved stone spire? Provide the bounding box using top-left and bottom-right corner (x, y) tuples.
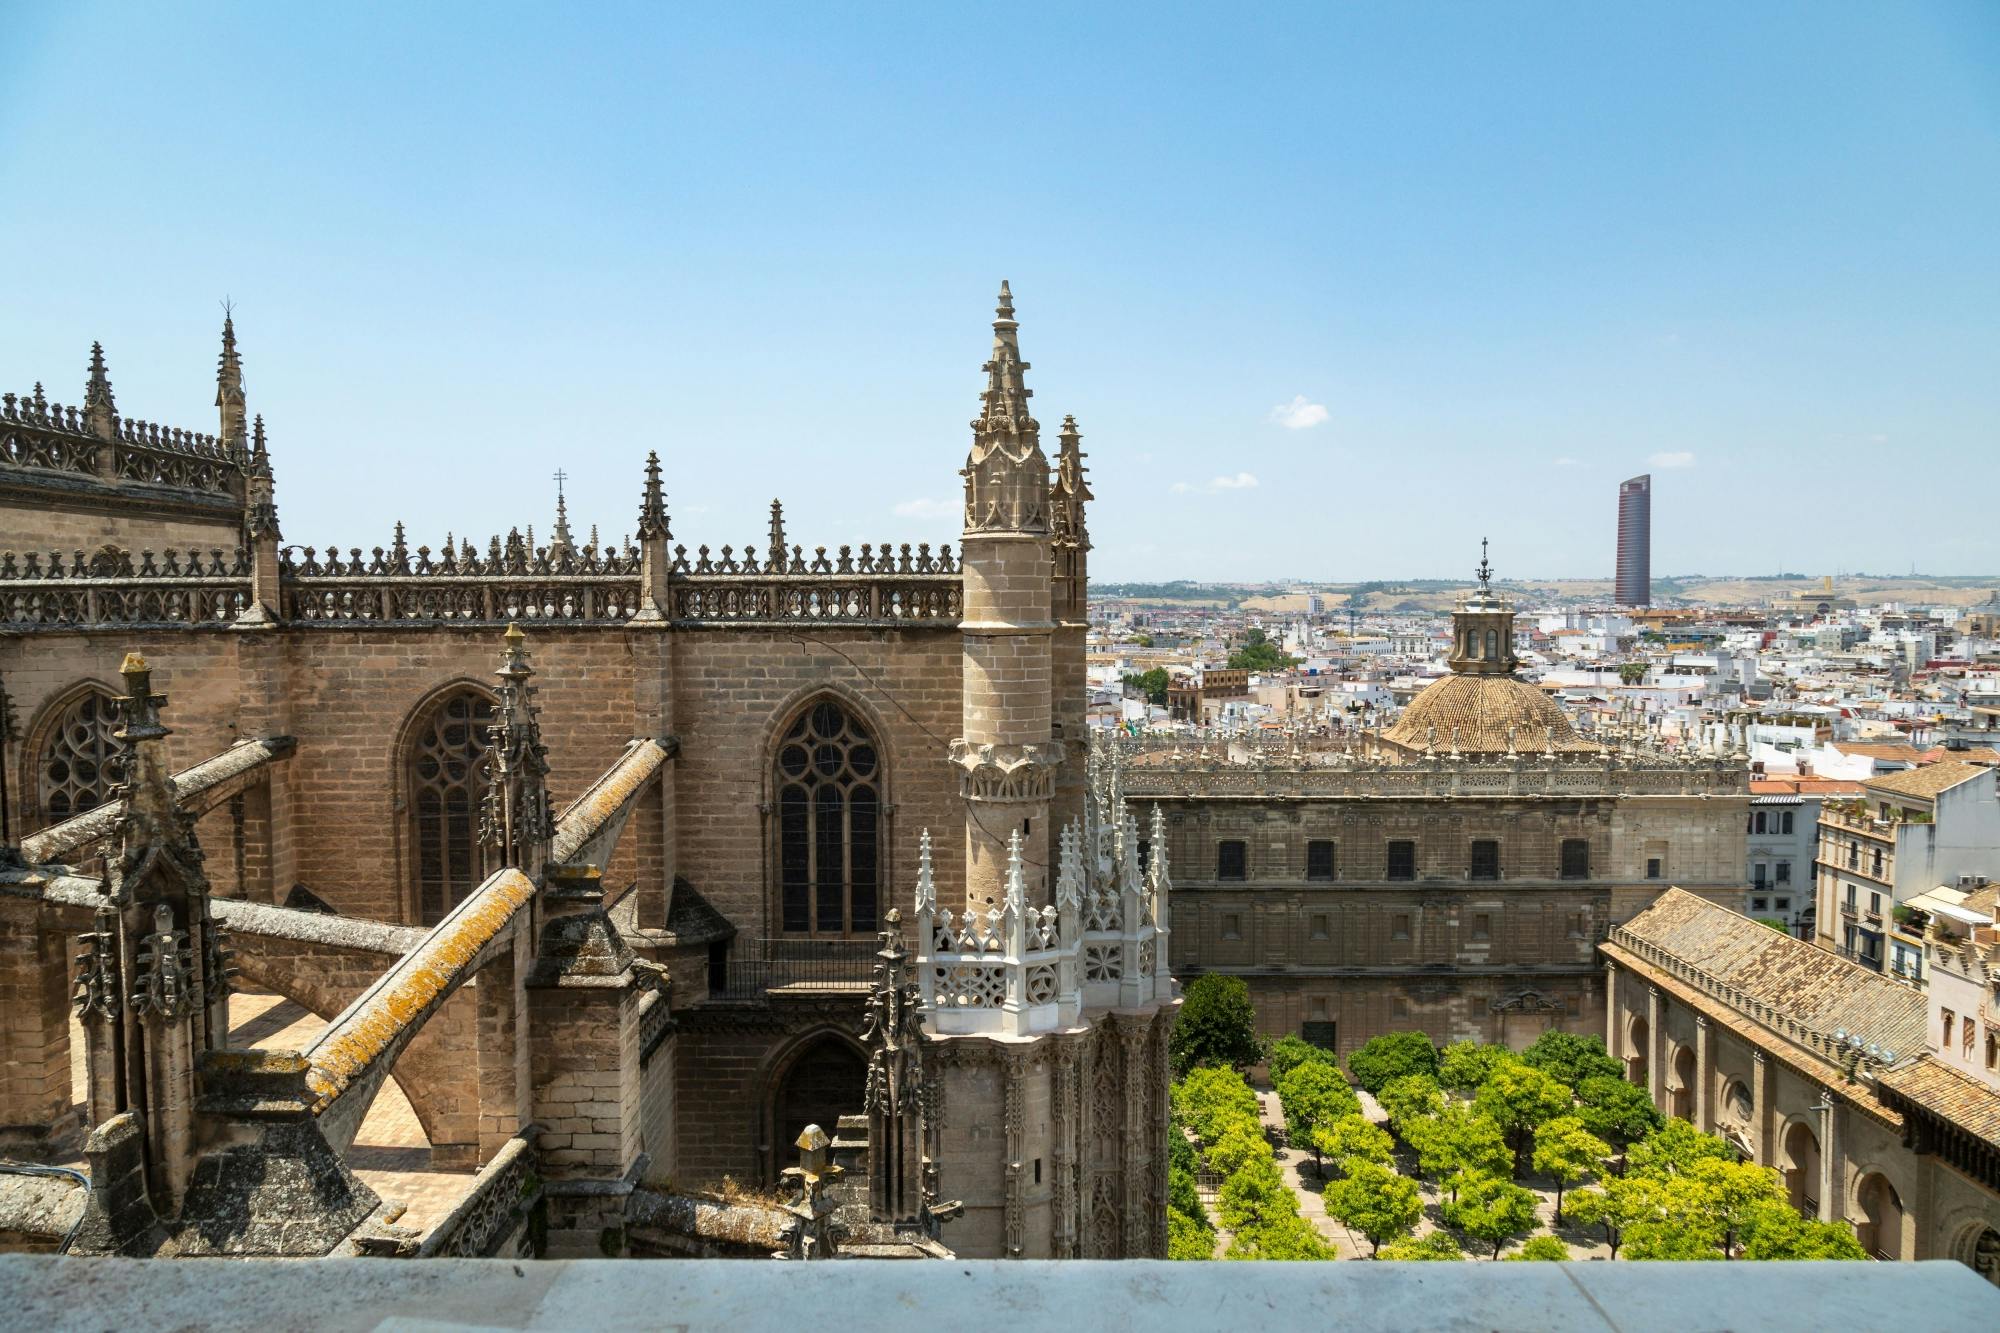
(768, 499), (788, 572)
(551, 482), (575, 559)
(961, 281), (1048, 535)
(215, 309), (246, 452)
(479, 624), (554, 878)
(83, 342), (118, 441)
(1048, 414), (1092, 550)
(636, 450), (669, 540)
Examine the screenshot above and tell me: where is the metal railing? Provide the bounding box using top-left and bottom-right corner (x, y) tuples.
(711, 936), (877, 998)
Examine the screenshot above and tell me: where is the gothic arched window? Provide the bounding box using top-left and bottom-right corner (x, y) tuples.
(406, 687), (497, 926)
(775, 699), (881, 937)
(34, 687), (125, 829)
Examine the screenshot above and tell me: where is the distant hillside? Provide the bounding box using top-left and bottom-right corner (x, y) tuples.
(1094, 574), (1998, 613)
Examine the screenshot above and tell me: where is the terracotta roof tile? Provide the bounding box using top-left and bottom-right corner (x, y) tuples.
(1865, 760), (1989, 800)
(1619, 888), (1926, 1057)
(1877, 1056), (2000, 1148)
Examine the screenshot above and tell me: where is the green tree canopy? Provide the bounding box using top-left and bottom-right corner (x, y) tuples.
(1326, 1162), (1424, 1257)
(1445, 1175), (1542, 1259)
(1227, 627), (1299, 674)
(1276, 1060), (1361, 1164)
(1217, 1155), (1294, 1233)
(1626, 1117), (1733, 1181)
(1225, 1215), (1335, 1260)
(1167, 1207), (1214, 1260)
(1437, 1041), (1514, 1094)
(1169, 1165), (1207, 1227)
(1738, 1204), (1869, 1260)
(1378, 1230), (1465, 1261)
(1378, 1073), (1446, 1132)
(1507, 1235), (1572, 1262)
(1310, 1115), (1395, 1177)
(1123, 666), (1170, 705)
(1174, 1067), (1261, 1142)
(1207, 1121), (1273, 1178)
(1519, 1031), (1624, 1088)
(1530, 1115), (1612, 1223)
(1171, 976), (1264, 1076)
(1267, 1034), (1336, 1087)
(1412, 1104), (1512, 1199)
(1565, 1175), (1655, 1261)
(1472, 1061), (1574, 1170)
(1574, 1073), (1664, 1146)
(1348, 1031), (1440, 1094)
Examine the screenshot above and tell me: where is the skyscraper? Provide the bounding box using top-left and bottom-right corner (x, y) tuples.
(1616, 473), (1651, 607)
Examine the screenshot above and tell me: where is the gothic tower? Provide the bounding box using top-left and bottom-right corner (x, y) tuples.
(1048, 415), (1092, 834)
(953, 282), (1060, 907)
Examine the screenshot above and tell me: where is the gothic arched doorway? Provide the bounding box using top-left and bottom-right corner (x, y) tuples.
(767, 1034), (865, 1181)
(1669, 1044), (1697, 1121)
(1782, 1120), (1821, 1216)
(1854, 1172), (1904, 1260)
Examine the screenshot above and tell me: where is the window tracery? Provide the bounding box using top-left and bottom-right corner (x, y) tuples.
(34, 686), (125, 828)
(776, 698), (881, 936)
(407, 687), (497, 925)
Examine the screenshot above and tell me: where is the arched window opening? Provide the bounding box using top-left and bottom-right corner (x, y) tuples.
(776, 699), (881, 937)
(35, 687), (125, 829)
(407, 688), (497, 926)
(1485, 629), (1498, 659)
(770, 1037), (865, 1182)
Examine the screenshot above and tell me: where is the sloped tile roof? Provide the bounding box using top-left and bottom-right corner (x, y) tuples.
(1866, 760), (1988, 800)
(1620, 888), (1926, 1057)
(1877, 1056), (2000, 1148)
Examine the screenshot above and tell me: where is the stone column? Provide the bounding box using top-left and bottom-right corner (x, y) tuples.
(1647, 984), (1664, 1106)
(1603, 960), (1619, 1050)
(475, 927), (532, 1164)
(1817, 1091), (1841, 1224)
(1752, 1050), (1776, 1166)
(1694, 1014), (1714, 1133)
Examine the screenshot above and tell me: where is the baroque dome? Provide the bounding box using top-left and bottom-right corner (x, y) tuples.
(1378, 672), (1596, 756)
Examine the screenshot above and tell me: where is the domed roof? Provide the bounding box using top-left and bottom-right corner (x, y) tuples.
(1378, 673), (1597, 755)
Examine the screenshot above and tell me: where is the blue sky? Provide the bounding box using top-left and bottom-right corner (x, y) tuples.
(3, 3), (1995, 582)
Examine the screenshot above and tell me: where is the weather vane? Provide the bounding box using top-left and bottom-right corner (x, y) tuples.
(553, 468), (568, 502)
(1476, 537), (1492, 589)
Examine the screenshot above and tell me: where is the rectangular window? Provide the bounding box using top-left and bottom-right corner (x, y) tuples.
(1751, 897), (1768, 912)
(1221, 913), (1242, 940)
(1305, 840), (1336, 881)
(1137, 839), (1150, 874)
(1568, 912), (1586, 939)
(1646, 857), (1663, 880)
(1846, 885), (1858, 909)
(1781, 811), (1795, 835)
(1309, 913), (1331, 941)
(1869, 892), (1881, 915)
(1469, 840), (1500, 881)
(1217, 840), (1247, 881)
(1776, 861), (1791, 884)
(1753, 811), (1767, 834)
(1391, 912), (1412, 941)
(1386, 840), (1416, 881)
(1560, 839), (1590, 880)
(1752, 862), (1768, 889)
(1775, 897), (1790, 911)
(1392, 997), (1410, 1019)
(1471, 913), (1491, 940)
(1303, 1020), (1338, 1051)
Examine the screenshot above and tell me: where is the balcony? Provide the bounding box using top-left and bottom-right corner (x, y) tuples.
(710, 936), (876, 999)
(1820, 806), (1899, 841)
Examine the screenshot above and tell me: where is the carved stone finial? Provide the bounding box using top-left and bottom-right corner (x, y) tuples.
(636, 450), (670, 541)
(84, 341), (118, 440)
(215, 307), (246, 450)
(768, 499), (787, 571)
(479, 624), (554, 876)
(961, 281), (1049, 535)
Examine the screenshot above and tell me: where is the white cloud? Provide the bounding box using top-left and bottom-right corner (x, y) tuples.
(1171, 473), (1260, 495)
(893, 496), (957, 519)
(1269, 395), (1329, 430)
(1648, 451), (1696, 469)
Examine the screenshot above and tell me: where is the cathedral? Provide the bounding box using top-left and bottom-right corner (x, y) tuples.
(0, 287), (1176, 1259)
